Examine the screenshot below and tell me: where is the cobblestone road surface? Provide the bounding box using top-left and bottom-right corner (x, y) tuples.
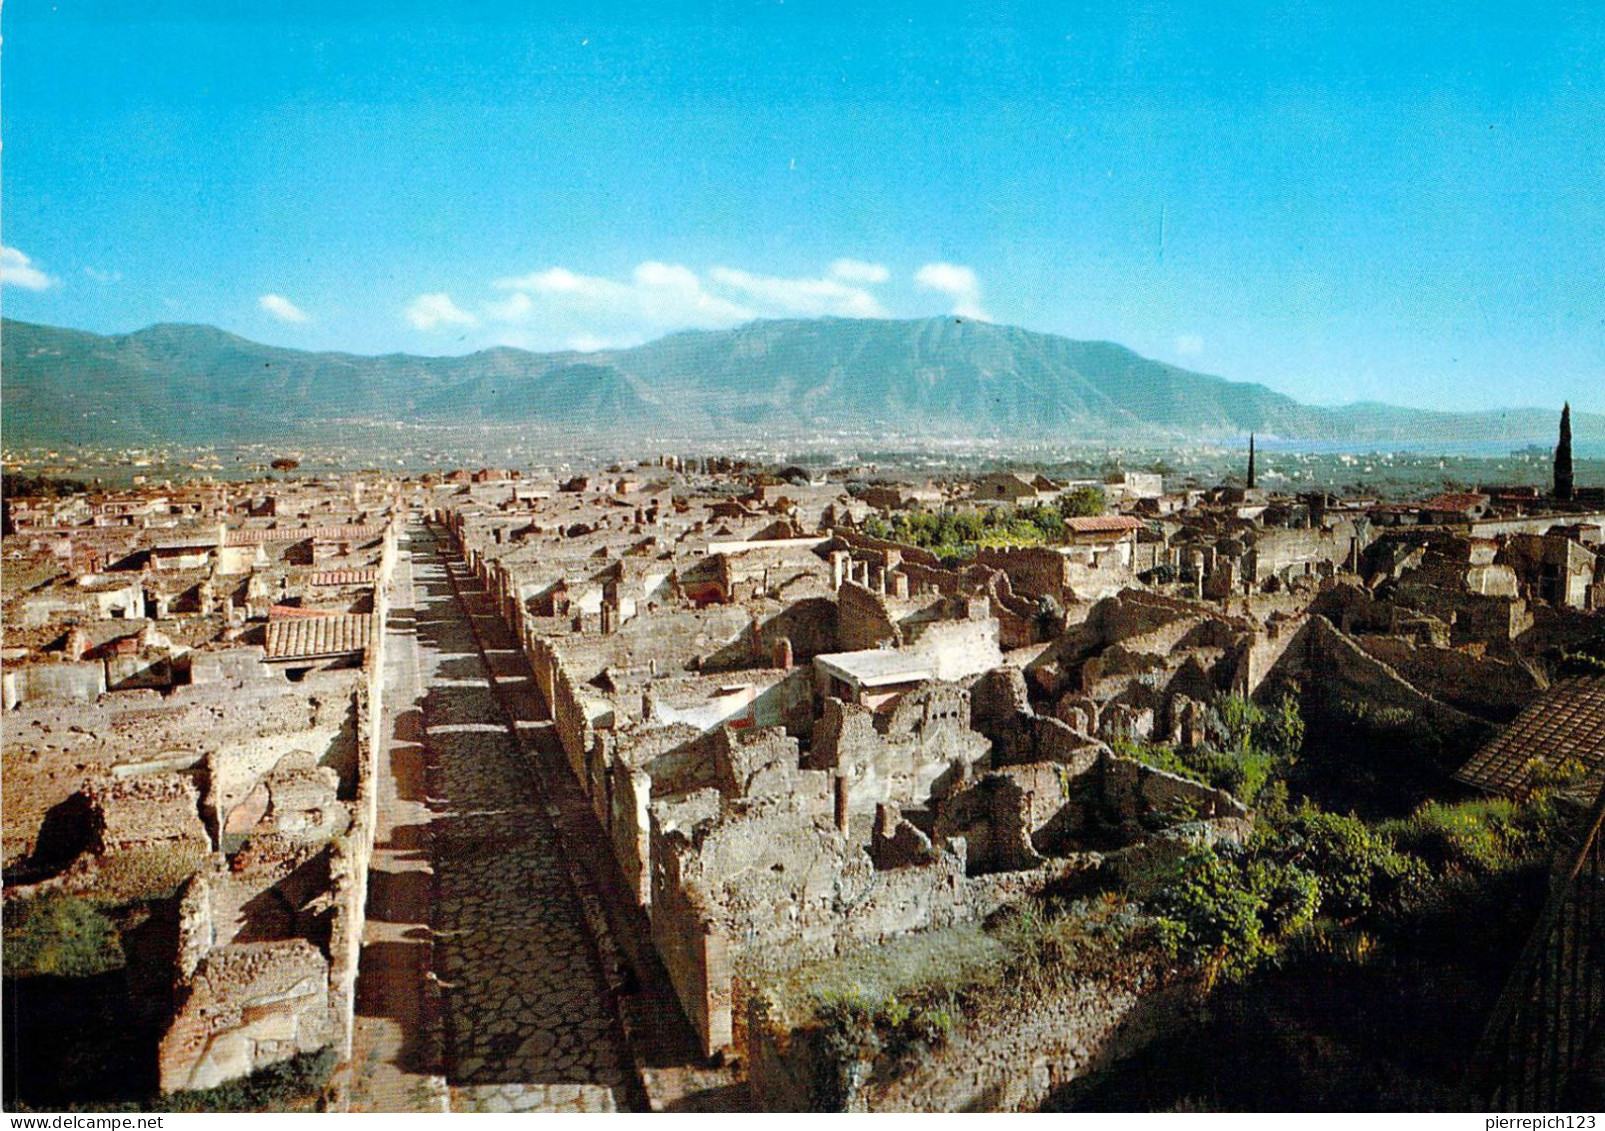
(413, 525), (632, 1113)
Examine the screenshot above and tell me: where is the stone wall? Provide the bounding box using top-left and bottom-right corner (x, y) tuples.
(976, 547), (1068, 604)
(1354, 635), (1544, 721)
(1272, 615), (1496, 755)
(747, 939), (1192, 1111)
(838, 580), (903, 651)
(2, 660), (107, 710)
(159, 940), (337, 1094)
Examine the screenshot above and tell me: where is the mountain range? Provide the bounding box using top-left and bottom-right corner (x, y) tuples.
(1, 316), (1593, 450)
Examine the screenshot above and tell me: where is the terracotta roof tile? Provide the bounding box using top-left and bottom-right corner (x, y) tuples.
(1455, 675), (1605, 798)
(307, 568), (379, 586)
(264, 614), (372, 661)
(224, 523), (380, 547)
(1064, 515), (1143, 534)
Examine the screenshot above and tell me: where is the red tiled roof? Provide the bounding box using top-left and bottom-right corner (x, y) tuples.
(1455, 675), (1605, 798)
(269, 604), (341, 619)
(264, 614), (372, 660)
(307, 568), (379, 586)
(1064, 515), (1143, 534)
(1422, 493), (1489, 512)
(224, 523), (380, 547)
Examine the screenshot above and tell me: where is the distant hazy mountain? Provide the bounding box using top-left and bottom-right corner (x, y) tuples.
(1, 316), (1593, 450)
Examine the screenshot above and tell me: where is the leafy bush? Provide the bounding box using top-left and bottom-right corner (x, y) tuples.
(1058, 485), (1108, 517)
(1272, 808), (1425, 920)
(158, 1048), (337, 1112)
(2, 893), (126, 978)
(1147, 843), (1319, 984)
(811, 981), (959, 1099)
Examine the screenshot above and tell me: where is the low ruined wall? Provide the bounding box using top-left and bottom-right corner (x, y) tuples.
(3, 660), (107, 709)
(748, 961), (1191, 1111)
(1102, 754), (1248, 825)
(831, 528), (943, 569)
(976, 547), (1067, 604)
(159, 940), (337, 1094)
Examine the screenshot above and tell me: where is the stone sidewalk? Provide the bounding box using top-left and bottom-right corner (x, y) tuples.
(348, 544), (449, 1112)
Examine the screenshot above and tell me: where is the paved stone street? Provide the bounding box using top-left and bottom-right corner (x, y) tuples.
(412, 524), (633, 1113)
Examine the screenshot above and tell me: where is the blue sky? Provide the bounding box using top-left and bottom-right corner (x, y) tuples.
(3, 0), (1602, 412)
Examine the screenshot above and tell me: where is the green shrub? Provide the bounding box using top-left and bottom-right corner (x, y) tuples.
(1147, 844), (1318, 984)
(159, 1048), (338, 1112)
(1382, 799), (1527, 874)
(811, 981), (959, 1100)
(1058, 486), (1108, 518)
(2, 893), (126, 978)
(1274, 808), (1424, 920)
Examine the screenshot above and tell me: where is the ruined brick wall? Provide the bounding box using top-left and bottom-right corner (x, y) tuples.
(838, 580), (903, 651)
(975, 547), (1070, 604)
(1271, 615), (1497, 753)
(311, 518), (395, 1088)
(159, 940), (336, 1094)
(1252, 523), (1364, 582)
(809, 690), (989, 817)
(830, 528), (943, 569)
(913, 616), (1003, 682)
(3, 660), (107, 709)
(898, 560), (966, 597)
(648, 800), (736, 1058)
(1100, 754), (1249, 828)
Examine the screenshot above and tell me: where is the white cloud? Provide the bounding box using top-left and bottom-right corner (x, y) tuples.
(406, 292), (479, 331)
(84, 267), (122, 285)
(487, 260), (894, 347)
(1176, 334), (1205, 357)
(259, 293), (310, 324)
(1, 246), (55, 290)
(830, 258), (890, 284)
(915, 262), (989, 320)
(708, 266), (887, 318)
(488, 262), (751, 344)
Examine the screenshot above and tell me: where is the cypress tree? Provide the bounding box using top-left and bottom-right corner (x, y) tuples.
(1555, 403), (1574, 502)
(1246, 433), (1257, 490)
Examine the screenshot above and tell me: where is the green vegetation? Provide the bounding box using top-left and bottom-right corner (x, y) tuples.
(1145, 843), (1319, 984)
(1274, 809), (1424, 920)
(1555, 632), (1605, 677)
(2, 893), (126, 979)
(93, 844), (212, 902)
(1, 473), (90, 498)
(1132, 774), (1574, 989)
(1058, 485), (1108, 517)
(156, 1049), (337, 1113)
(861, 503), (1065, 561)
(1111, 692), (1304, 807)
